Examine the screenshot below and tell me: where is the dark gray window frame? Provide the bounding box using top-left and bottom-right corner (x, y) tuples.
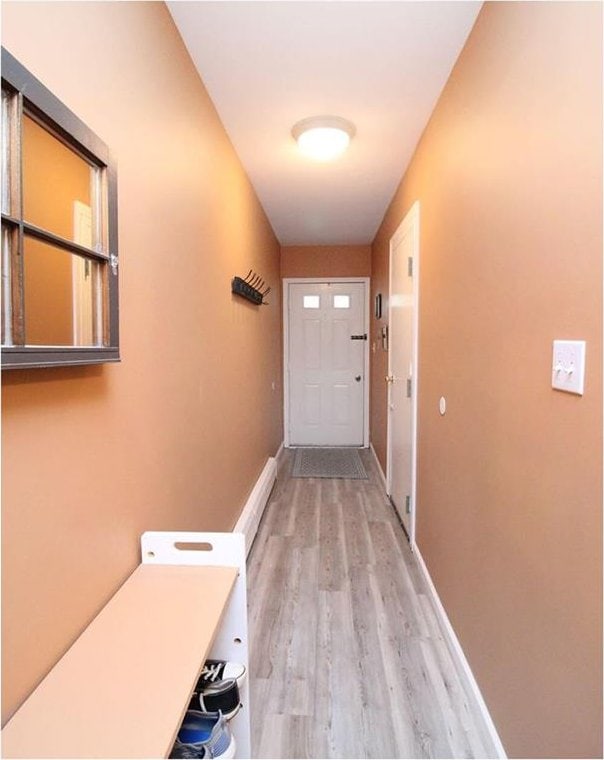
(1, 47), (119, 369)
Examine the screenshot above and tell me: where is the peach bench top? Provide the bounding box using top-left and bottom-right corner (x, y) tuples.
(2, 563), (237, 758)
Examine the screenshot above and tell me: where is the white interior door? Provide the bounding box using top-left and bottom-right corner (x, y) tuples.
(288, 281), (366, 446)
(387, 203), (419, 539)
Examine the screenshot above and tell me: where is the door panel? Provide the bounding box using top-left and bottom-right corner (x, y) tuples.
(303, 320), (321, 367)
(333, 320), (352, 368)
(288, 282), (365, 446)
(333, 383), (350, 425)
(304, 384), (321, 424)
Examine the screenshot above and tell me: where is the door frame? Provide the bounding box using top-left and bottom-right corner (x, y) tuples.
(386, 201), (420, 545)
(283, 277), (370, 448)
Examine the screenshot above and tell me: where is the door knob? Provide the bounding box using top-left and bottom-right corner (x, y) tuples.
(385, 374), (395, 384)
(355, 375), (362, 382)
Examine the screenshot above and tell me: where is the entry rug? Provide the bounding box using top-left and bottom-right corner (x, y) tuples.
(292, 447), (368, 480)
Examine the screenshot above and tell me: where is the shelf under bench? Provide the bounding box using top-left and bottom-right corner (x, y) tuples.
(2, 562), (238, 759)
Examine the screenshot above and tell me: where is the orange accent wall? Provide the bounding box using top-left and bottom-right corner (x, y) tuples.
(370, 3), (602, 758)
(281, 244), (371, 279)
(1, 2), (282, 722)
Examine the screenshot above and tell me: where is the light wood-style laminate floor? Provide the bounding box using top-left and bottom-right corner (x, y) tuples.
(247, 449), (498, 759)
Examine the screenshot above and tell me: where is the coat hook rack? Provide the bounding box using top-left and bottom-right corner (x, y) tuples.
(231, 270), (270, 305)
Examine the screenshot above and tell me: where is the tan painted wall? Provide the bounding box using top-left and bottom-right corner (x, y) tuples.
(281, 244), (371, 279)
(370, 3), (602, 758)
(1, 1), (282, 723)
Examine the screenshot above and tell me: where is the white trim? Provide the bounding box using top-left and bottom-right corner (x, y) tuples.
(369, 442), (387, 490)
(283, 277), (370, 448)
(386, 201), (420, 543)
(413, 543), (507, 759)
(274, 441), (285, 464)
(233, 457), (278, 557)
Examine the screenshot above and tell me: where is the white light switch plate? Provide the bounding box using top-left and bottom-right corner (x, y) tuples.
(552, 340), (586, 395)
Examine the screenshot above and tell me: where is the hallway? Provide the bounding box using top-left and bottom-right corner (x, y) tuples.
(247, 450), (498, 759)
(1, 4), (601, 757)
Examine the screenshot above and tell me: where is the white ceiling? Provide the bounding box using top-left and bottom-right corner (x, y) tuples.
(167, 1), (482, 246)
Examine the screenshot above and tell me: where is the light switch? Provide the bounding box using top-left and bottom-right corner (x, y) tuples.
(552, 340), (586, 395)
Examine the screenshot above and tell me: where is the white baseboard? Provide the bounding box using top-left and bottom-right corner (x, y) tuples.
(275, 441), (285, 464)
(369, 442), (388, 491)
(413, 544), (507, 758)
(233, 456), (278, 557)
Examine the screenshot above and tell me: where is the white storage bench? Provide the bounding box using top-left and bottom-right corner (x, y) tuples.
(2, 531), (251, 759)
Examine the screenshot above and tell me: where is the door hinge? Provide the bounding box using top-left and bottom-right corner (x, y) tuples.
(406, 377), (412, 398)
(405, 495), (411, 514)
(407, 256), (413, 277)
(350, 333), (367, 341)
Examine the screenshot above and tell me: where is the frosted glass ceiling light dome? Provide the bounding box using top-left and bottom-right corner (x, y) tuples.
(292, 116), (356, 161)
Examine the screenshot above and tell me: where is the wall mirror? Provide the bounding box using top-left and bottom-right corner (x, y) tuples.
(1, 48), (119, 368)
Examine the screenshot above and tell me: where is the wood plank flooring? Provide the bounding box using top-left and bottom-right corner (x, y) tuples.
(247, 449), (498, 759)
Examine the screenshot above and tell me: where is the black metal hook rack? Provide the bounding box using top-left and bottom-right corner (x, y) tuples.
(231, 270), (270, 305)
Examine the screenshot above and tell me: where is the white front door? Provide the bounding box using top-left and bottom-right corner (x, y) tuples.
(387, 202), (419, 539)
(287, 281), (366, 446)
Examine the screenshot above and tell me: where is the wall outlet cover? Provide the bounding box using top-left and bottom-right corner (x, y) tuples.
(551, 340), (586, 395)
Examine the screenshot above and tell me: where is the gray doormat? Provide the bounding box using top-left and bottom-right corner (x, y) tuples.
(291, 447), (368, 479)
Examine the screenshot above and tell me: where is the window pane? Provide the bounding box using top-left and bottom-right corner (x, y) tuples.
(333, 294), (350, 309)
(22, 114), (97, 245)
(1, 224), (12, 345)
(303, 295), (320, 309)
(23, 236), (103, 346)
(1, 90), (11, 215)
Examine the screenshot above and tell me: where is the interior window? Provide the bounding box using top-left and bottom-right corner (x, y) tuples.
(1, 48), (119, 369)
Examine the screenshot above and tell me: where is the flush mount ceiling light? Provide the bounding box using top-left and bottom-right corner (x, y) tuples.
(292, 115), (356, 161)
